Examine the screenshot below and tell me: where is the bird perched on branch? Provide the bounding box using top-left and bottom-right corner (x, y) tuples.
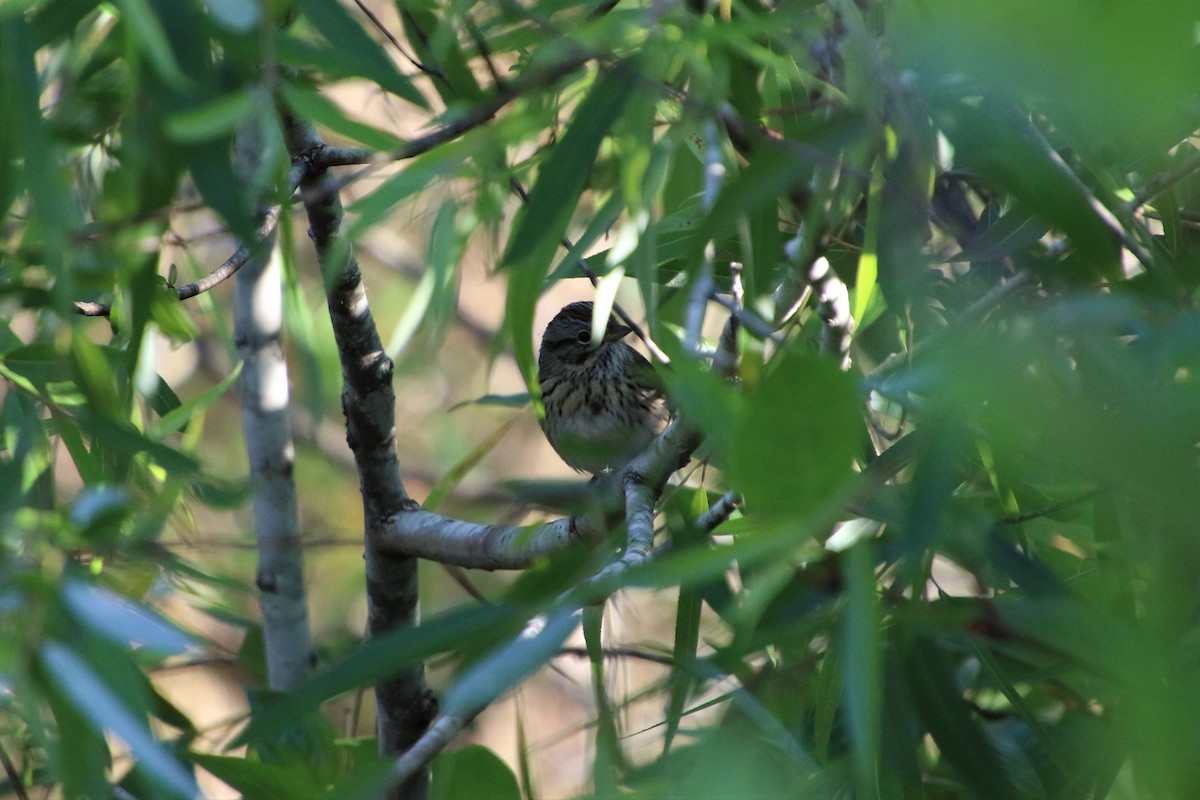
(538, 301), (667, 474)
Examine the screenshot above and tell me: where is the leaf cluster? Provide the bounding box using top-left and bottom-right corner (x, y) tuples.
(2, 0), (1200, 799)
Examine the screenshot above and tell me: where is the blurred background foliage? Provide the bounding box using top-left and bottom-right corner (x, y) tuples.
(2, 0), (1200, 798)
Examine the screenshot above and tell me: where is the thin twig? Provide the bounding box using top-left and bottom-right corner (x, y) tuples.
(464, 15), (505, 89)
(0, 739), (30, 800)
(996, 490), (1097, 526)
(1133, 148), (1200, 211)
(73, 204), (283, 318)
(712, 263), (743, 376)
(709, 293), (784, 344)
(352, 0), (447, 84)
(558, 645), (674, 666)
(697, 490), (740, 532)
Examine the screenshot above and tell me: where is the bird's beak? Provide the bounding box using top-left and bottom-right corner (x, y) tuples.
(605, 323), (632, 342)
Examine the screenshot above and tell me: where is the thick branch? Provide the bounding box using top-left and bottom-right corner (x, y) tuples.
(279, 107), (429, 800)
(380, 506), (611, 570)
(236, 226), (313, 692)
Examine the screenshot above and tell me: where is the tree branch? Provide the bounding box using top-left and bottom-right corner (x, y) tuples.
(306, 51), (595, 173)
(74, 205), (283, 318)
(278, 107), (430, 800)
(380, 505), (612, 570)
(808, 255), (853, 369)
(697, 490), (740, 532)
(235, 206), (313, 691)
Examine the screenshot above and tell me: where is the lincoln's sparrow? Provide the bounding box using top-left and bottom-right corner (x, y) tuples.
(538, 301), (667, 474)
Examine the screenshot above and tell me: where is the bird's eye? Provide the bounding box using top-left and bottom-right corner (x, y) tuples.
(576, 330), (591, 344)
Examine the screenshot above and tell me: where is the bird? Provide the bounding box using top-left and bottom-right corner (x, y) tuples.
(537, 301), (667, 474)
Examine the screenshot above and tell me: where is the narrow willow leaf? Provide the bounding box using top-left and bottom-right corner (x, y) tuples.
(811, 647), (841, 761)
(280, 84), (402, 151)
(61, 580), (196, 656)
(293, 0), (427, 108)
(165, 90), (256, 143)
(946, 204), (1048, 264)
(663, 574), (702, 757)
(442, 609), (579, 717)
(502, 70), (634, 393)
(148, 361), (242, 440)
(348, 148), (458, 238)
(447, 393), (531, 412)
(422, 417), (518, 512)
(192, 753), (321, 800)
(583, 605), (621, 796)
(113, 0), (187, 88)
(731, 352), (861, 522)
(41, 642), (199, 799)
(240, 604), (516, 744)
(853, 158), (883, 326)
(840, 541), (881, 794)
(906, 638), (1021, 800)
(398, 3), (484, 104)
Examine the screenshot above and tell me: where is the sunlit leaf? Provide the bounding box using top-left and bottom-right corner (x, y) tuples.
(292, 0), (428, 109)
(502, 70), (634, 393)
(41, 642), (199, 799)
(441, 608), (579, 717)
(61, 580), (196, 656)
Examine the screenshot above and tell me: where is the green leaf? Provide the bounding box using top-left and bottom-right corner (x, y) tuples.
(811, 646), (841, 761)
(905, 637), (1022, 800)
(147, 361), (242, 440)
(184, 136), (258, 242)
(281, 83), (402, 151)
(0, 16), (77, 266)
(423, 417), (518, 512)
(41, 671), (112, 800)
(663, 564), (703, 756)
(164, 90), (257, 143)
(240, 604), (517, 744)
(292, 0), (428, 108)
(694, 111), (865, 266)
(934, 101), (1121, 278)
(946, 204), (1049, 264)
(348, 148), (457, 238)
(40, 642), (199, 799)
(583, 606), (622, 795)
(840, 541), (881, 793)
(61, 579), (196, 656)
(193, 753), (322, 800)
(442, 608), (579, 717)
(431, 746), (521, 800)
(398, 4), (484, 104)
(113, 0), (188, 88)
(447, 392), (531, 412)
(502, 70), (634, 393)
(730, 352), (862, 521)
(853, 159), (883, 326)
(890, 0), (1200, 159)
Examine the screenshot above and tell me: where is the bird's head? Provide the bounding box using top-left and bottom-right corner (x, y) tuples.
(539, 301), (632, 367)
